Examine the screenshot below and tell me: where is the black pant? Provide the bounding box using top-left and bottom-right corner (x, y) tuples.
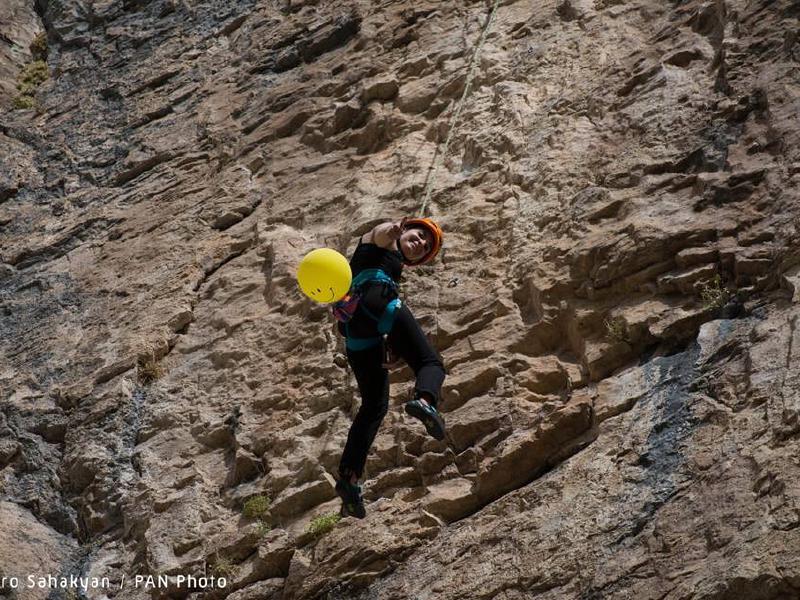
(339, 303), (445, 480)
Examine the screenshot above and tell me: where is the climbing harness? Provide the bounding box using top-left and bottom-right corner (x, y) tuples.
(332, 268), (403, 351)
(418, 0), (502, 218)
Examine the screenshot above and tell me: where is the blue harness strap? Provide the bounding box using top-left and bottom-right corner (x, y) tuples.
(351, 268), (395, 288)
(344, 269), (401, 351)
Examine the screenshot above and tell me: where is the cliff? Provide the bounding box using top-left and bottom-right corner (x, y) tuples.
(1, 0), (799, 599)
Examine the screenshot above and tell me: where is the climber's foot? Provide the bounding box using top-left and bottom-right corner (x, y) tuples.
(404, 397), (446, 441)
(335, 478), (366, 519)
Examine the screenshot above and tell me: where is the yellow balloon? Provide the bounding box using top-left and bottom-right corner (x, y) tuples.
(297, 248), (352, 304)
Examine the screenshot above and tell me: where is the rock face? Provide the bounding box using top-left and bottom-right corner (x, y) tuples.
(0, 0), (43, 110)
(1, 0), (799, 599)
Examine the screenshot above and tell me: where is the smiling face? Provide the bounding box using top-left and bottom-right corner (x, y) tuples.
(297, 248), (352, 304)
(308, 286), (337, 302)
(399, 226), (434, 264)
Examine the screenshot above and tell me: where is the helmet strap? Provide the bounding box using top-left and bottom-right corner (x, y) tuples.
(396, 238), (415, 265)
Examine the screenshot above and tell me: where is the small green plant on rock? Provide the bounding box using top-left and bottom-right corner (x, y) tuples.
(17, 59), (48, 94)
(136, 350), (164, 384)
(211, 556), (239, 579)
(242, 495), (270, 520)
(14, 59), (48, 110)
(242, 494), (272, 536)
(12, 95), (36, 110)
(308, 513), (341, 538)
(604, 316), (628, 343)
(698, 275), (730, 311)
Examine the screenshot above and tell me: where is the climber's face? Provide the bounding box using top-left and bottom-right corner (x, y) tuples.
(399, 226), (433, 263)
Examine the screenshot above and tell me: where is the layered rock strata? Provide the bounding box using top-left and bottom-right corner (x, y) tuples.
(1, 0), (799, 599)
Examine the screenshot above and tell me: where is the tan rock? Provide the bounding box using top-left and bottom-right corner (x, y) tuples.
(595, 365), (648, 423)
(675, 246), (719, 268)
(782, 264), (800, 303)
(269, 478), (336, 521)
(0, 502), (76, 599)
(445, 394), (510, 453)
(2, 0), (799, 598)
(440, 359), (502, 411)
(226, 578), (284, 600)
(396, 75), (438, 114)
(475, 397), (594, 502)
(361, 74), (399, 104)
(423, 477), (479, 522)
(512, 355), (570, 395)
(656, 263), (718, 295)
(231, 530), (294, 591)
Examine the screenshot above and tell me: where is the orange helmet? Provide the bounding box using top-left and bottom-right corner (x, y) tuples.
(402, 217), (443, 266)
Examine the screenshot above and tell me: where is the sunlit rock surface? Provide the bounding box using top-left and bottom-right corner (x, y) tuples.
(1, 0), (799, 598)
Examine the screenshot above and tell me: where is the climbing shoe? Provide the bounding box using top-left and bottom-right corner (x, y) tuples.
(335, 479), (366, 519)
(404, 398), (446, 441)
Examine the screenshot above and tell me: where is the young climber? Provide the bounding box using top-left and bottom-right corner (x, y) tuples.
(334, 216), (446, 518)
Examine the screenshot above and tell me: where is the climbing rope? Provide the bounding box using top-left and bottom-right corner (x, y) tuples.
(418, 0), (502, 217)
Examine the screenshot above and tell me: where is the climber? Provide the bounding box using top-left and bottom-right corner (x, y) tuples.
(334, 216), (446, 519)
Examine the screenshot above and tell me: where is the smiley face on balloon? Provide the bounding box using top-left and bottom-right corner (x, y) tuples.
(296, 248), (352, 304)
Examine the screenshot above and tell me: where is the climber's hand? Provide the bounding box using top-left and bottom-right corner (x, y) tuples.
(387, 217), (408, 241)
